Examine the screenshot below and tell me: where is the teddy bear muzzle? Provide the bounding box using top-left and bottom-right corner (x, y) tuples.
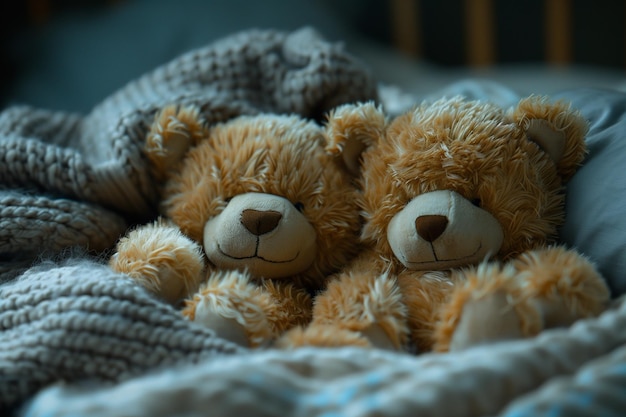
(203, 192), (317, 278)
(387, 190), (504, 271)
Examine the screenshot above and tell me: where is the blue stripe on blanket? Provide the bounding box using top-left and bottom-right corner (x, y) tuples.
(301, 371), (385, 416)
(243, 369), (386, 415)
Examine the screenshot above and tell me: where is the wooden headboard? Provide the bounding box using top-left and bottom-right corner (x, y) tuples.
(336, 0), (625, 70)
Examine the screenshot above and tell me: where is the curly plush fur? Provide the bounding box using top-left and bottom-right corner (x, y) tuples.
(111, 105), (362, 347)
(280, 96), (610, 353)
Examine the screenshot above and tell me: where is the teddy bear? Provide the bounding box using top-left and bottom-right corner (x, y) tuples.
(109, 104), (363, 348)
(278, 96), (611, 353)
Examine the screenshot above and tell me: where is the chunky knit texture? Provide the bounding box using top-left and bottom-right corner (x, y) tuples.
(0, 261), (245, 412)
(0, 27), (378, 281)
(0, 192), (127, 283)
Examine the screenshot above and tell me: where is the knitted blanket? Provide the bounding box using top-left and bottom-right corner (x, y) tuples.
(0, 261), (245, 412)
(17, 296), (626, 417)
(4, 263), (626, 417)
(0, 27), (378, 282)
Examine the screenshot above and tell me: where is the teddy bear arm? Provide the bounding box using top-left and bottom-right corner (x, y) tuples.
(277, 271), (406, 350)
(109, 220), (205, 305)
(275, 323), (374, 349)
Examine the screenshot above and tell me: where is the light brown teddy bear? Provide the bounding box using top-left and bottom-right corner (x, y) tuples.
(110, 105), (362, 347)
(280, 96), (611, 353)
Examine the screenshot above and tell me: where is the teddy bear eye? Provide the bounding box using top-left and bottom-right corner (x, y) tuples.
(293, 202), (305, 212)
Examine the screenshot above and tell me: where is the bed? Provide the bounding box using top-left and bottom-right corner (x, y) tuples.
(2, 1), (626, 416)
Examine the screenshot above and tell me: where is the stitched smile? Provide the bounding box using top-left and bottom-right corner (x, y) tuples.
(405, 242), (483, 265)
(217, 243), (299, 264)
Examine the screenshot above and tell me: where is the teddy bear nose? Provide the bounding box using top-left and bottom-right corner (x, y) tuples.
(415, 215), (449, 242)
(240, 209), (283, 236)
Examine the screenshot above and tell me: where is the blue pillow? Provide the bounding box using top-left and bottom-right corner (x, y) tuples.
(555, 88), (626, 297)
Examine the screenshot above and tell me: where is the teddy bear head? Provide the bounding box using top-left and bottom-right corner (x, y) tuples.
(326, 96), (588, 272)
(149, 110), (362, 289)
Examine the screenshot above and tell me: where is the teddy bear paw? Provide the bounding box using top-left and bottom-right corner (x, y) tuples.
(182, 271), (276, 348)
(109, 221), (205, 305)
(448, 290), (524, 352)
(189, 296), (251, 347)
(275, 324), (373, 349)
(360, 323), (402, 351)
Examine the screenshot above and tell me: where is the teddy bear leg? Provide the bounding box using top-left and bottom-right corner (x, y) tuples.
(435, 247), (611, 352)
(109, 220), (205, 305)
(442, 289), (524, 352)
(190, 278), (315, 349)
(260, 280), (313, 334)
(396, 273), (457, 353)
(182, 271), (286, 348)
(511, 246), (610, 328)
(434, 265), (527, 352)
(276, 324), (373, 349)
(307, 273), (409, 350)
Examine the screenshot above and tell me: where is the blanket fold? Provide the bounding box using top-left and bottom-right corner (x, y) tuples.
(13, 296), (626, 417)
(0, 27), (378, 281)
(0, 191), (127, 283)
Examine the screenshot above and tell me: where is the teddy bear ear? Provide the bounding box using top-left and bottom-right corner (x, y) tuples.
(508, 96), (589, 182)
(323, 101), (386, 176)
(145, 104), (209, 181)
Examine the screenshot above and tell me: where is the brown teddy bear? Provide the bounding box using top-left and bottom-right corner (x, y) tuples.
(279, 96), (611, 353)
(110, 105), (362, 348)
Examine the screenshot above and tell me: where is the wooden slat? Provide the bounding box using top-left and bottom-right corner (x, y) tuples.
(27, 0), (51, 25)
(390, 0), (421, 57)
(464, 0), (496, 67)
(545, 0), (572, 65)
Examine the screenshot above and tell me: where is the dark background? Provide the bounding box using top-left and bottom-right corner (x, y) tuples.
(1, 0), (624, 112)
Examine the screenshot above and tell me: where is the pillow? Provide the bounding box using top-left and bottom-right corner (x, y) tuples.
(555, 88), (626, 297)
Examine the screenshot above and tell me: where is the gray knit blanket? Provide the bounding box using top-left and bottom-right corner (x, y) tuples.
(0, 261), (245, 410)
(2, 27), (626, 417)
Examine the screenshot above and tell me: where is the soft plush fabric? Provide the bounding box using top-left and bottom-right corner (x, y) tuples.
(0, 27), (378, 282)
